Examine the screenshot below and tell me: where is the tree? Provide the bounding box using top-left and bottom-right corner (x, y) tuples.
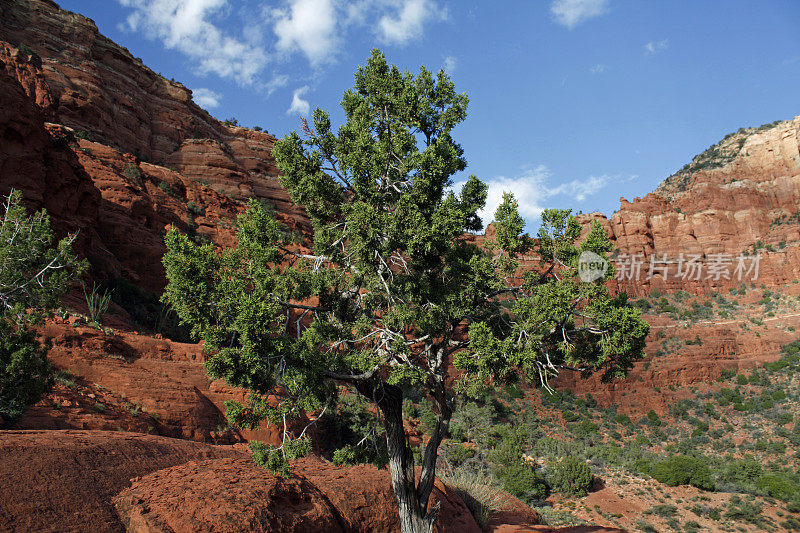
(0, 190), (84, 422)
(162, 50), (649, 533)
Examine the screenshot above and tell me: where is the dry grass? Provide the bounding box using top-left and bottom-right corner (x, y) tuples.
(440, 468), (507, 529)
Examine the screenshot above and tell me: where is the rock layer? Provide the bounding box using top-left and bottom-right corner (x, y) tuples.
(579, 116), (800, 296)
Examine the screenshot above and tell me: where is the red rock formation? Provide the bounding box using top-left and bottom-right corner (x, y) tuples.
(1, 0), (308, 295)
(0, 430), (242, 532)
(15, 319), (307, 444)
(114, 455), (483, 533)
(577, 116), (800, 296)
(0, 0), (307, 222)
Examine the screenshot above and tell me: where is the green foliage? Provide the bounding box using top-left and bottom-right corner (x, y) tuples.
(186, 201), (205, 216)
(319, 392), (388, 467)
(223, 117), (239, 127)
(122, 164), (141, 181)
(650, 455), (714, 490)
(723, 495), (764, 525)
(82, 282), (111, 325)
(0, 323), (52, 421)
(0, 190), (84, 421)
(496, 460), (548, 503)
(161, 50), (648, 520)
(250, 437), (312, 477)
(545, 456), (594, 496)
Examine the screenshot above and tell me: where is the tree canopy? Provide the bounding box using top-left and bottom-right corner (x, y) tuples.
(162, 49), (649, 533)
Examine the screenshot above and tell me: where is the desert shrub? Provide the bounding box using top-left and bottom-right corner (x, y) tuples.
(0, 324), (52, 421)
(717, 368), (736, 382)
(186, 201), (205, 216)
(570, 420), (599, 439)
(723, 495), (764, 525)
(635, 520), (658, 533)
(717, 455), (762, 487)
(0, 190), (83, 422)
(122, 164), (141, 180)
(448, 400), (496, 445)
(647, 504), (677, 517)
(756, 473), (799, 502)
(645, 410), (661, 426)
(443, 442), (476, 468)
(495, 461), (548, 503)
(546, 456), (594, 496)
(650, 455), (714, 490)
(503, 382), (525, 400)
(615, 413), (633, 427)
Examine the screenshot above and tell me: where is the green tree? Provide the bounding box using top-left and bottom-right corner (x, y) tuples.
(162, 50), (649, 533)
(0, 190), (84, 422)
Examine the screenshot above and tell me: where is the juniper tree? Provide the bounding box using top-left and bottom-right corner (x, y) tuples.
(161, 50), (648, 533)
(0, 190), (84, 421)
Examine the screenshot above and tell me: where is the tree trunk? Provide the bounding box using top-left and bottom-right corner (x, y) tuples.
(358, 381), (436, 533)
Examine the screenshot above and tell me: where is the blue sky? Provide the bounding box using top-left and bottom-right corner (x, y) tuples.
(59, 0), (800, 229)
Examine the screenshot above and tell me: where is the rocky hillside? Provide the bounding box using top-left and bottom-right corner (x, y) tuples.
(2, 0), (800, 531)
(555, 117), (800, 413)
(0, 0), (307, 293)
(580, 116), (800, 297)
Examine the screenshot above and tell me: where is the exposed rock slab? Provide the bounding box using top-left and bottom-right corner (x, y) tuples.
(0, 430), (242, 533)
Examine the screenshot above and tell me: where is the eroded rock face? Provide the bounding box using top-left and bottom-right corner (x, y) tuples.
(0, 0), (308, 293)
(578, 116), (800, 296)
(114, 457), (345, 533)
(16, 320), (301, 445)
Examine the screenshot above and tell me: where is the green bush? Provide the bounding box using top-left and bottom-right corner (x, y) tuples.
(650, 455), (714, 490)
(0, 190), (84, 422)
(496, 461), (548, 503)
(546, 456), (594, 496)
(756, 473), (799, 502)
(0, 324), (52, 420)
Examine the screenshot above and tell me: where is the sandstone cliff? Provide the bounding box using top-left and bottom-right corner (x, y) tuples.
(0, 0), (307, 291)
(579, 116), (800, 296)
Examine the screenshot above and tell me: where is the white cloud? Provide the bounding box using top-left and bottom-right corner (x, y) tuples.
(590, 64), (606, 74)
(477, 166), (551, 227)
(453, 165), (612, 229)
(377, 0), (447, 45)
(287, 86), (311, 116)
(547, 175), (608, 201)
(118, 0), (449, 90)
(645, 39), (669, 55)
(117, 0), (269, 86)
(271, 0), (339, 67)
(550, 0), (609, 29)
(192, 87), (221, 108)
(264, 74), (290, 97)
(443, 55), (457, 74)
